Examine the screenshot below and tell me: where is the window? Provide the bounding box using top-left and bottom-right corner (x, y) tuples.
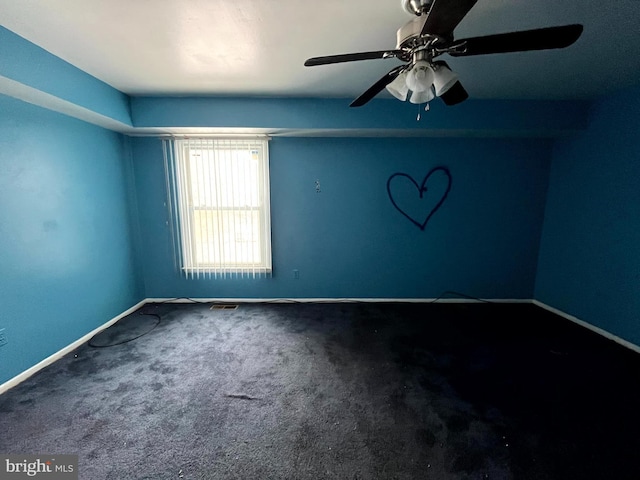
(163, 138), (271, 278)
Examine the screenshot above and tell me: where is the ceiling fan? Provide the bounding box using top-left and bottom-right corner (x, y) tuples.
(304, 0), (583, 107)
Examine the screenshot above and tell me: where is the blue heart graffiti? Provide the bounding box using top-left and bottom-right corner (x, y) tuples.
(386, 166), (452, 230)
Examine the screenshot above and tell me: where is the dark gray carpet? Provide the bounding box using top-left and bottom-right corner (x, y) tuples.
(1, 302), (640, 479)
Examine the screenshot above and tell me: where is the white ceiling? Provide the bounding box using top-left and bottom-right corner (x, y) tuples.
(1, 0), (639, 101)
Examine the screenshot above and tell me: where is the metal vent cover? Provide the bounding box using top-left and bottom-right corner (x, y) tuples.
(210, 304), (239, 310)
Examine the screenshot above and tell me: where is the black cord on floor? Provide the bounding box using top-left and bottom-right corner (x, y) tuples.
(428, 291), (494, 304)
(260, 291), (494, 304)
(88, 313), (161, 348)
(157, 297), (211, 304)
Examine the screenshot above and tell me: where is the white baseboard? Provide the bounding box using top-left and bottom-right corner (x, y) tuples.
(0, 299), (147, 395)
(532, 300), (640, 354)
(145, 297), (533, 304)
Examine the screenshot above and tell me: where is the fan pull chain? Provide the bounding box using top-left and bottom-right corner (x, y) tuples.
(416, 102), (431, 121)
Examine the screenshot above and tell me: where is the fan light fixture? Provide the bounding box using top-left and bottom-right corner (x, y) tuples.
(385, 60), (453, 105)
(410, 88), (435, 104)
(405, 60), (434, 93)
(432, 62), (459, 96)
(386, 71), (409, 101)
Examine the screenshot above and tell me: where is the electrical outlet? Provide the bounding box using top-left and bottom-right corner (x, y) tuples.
(293, 269), (300, 280)
(0, 329), (7, 347)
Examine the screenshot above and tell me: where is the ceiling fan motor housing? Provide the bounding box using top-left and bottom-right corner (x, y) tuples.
(402, 0), (434, 16)
(397, 17), (424, 49)
(396, 16), (442, 53)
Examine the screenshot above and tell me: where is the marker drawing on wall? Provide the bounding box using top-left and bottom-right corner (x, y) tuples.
(386, 166), (451, 230)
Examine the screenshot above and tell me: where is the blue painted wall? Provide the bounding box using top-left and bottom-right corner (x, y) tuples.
(0, 94), (143, 385)
(132, 136), (551, 299)
(536, 85), (640, 345)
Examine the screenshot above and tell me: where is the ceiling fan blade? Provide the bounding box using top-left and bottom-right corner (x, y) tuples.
(350, 65), (406, 107)
(450, 24), (583, 57)
(421, 0), (478, 37)
(304, 50), (402, 66)
(440, 81), (469, 106)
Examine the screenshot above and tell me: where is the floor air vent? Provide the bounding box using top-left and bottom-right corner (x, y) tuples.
(210, 304), (239, 310)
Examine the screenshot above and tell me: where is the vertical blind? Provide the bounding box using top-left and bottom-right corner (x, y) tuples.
(163, 137), (272, 279)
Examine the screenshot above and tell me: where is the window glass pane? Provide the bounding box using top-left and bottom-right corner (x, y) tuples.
(193, 210), (262, 266)
(188, 149), (261, 208)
